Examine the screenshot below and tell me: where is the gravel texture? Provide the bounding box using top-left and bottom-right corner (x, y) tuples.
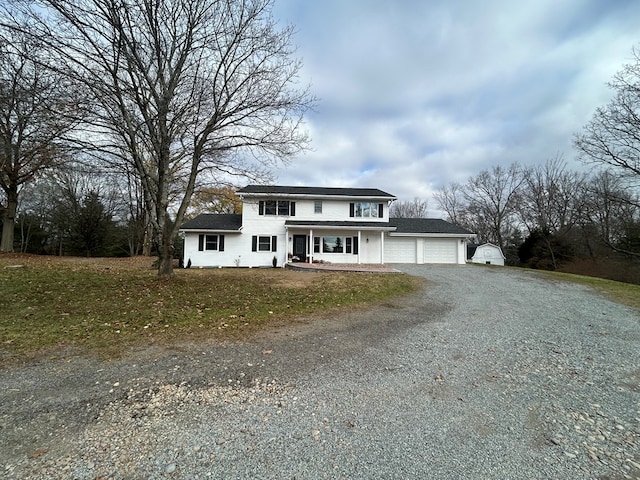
(1, 265), (639, 479)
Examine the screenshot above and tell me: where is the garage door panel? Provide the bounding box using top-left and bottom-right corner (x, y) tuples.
(385, 238), (416, 263)
(424, 239), (457, 264)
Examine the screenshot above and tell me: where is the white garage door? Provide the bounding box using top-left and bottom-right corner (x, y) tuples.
(385, 237), (417, 263)
(424, 238), (458, 264)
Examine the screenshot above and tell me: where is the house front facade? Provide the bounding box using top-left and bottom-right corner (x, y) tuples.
(180, 185), (474, 268)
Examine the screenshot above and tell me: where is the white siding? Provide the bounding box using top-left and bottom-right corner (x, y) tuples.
(385, 237), (417, 263)
(424, 238), (458, 264)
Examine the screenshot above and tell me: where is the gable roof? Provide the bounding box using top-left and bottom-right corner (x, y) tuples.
(180, 214), (242, 231)
(389, 218), (474, 235)
(238, 185), (395, 199)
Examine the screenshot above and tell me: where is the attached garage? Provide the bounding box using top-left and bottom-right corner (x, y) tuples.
(424, 238), (458, 264)
(385, 237), (417, 263)
(385, 218), (474, 265)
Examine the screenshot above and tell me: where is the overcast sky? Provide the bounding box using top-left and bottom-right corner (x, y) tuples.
(269, 0), (640, 212)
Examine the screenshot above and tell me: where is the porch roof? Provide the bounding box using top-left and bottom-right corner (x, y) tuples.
(285, 220), (396, 231)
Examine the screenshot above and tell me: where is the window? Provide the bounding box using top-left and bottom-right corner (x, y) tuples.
(314, 200), (323, 214)
(258, 236), (272, 251)
(278, 200), (290, 216)
(323, 236), (344, 253)
(206, 235), (218, 251)
(350, 202), (383, 218)
(252, 235), (277, 252)
(264, 200), (276, 215)
(259, 200), (296, 216)
(312, 236), (358, 254)
(198, 234), (225, 251)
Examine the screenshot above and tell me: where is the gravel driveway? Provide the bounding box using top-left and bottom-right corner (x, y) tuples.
(1, 265), (639, 479)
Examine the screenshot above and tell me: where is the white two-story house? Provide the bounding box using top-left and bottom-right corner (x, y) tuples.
(179, 185), (474, 267)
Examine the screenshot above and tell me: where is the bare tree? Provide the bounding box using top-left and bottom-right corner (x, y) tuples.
(463, 163), (523, 248)
(433, 182), (466, 225)
(6, 0), (313, 277)
(582, 170), (640, 256)
(0, 31), (77, 252)
(517, 157), (586, 269)
(389, 197), (429, 218)
(575, 46), (640, 183)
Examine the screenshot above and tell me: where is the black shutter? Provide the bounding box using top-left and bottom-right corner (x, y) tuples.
(353, 236), (359, 255)
(259, 201), (264, 215)
(290, 202), (296, 216)
(346, 237), (352, 254)
(219, 235), (225, 252)
(252, 235), (257, 252)
(349, 203), (355, 217)
(378, 203), (384, 218)
(198, 234), (204, 251)
(272, 236), (277, 252)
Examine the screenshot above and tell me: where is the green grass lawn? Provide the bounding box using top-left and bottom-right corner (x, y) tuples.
(0, 255), (422, 364)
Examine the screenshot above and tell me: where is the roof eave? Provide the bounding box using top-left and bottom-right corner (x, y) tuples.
(389, 232), (475, 238)
(239, 192), (396, 201)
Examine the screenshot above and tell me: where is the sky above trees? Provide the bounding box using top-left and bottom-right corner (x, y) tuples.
(271, 0), (640, 209)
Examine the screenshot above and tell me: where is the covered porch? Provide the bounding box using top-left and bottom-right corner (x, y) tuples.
(284, 221), (396, 265)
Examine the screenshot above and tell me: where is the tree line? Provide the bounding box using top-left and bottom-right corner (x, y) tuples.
(434, 158), (639, 275)
(0, 0), (639, 280)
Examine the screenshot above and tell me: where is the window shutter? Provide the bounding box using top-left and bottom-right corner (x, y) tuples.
(290, 202), (296, 216)
(252, 236), (257, 252)
(259, 201), (264, 215)
(378, 203), (384, 218)
(349, 203), (355, 217)
(219, 235), (225, 252)
(353, 236), (359, 255)
(346, 237), (352, 254)
(272, 236), (277, 252)
(198, 234), (204, 251)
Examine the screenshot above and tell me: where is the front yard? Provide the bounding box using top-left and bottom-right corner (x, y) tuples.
(0, 255), (421, 364)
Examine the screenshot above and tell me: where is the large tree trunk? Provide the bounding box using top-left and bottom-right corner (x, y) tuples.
(157, 234), (174, 279)
(0, 189), (18, 252)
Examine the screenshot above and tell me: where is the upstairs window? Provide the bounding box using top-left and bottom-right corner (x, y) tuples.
(314, 200), (323, 214)
(350, 202), (383, 218)
(259, 200), (296, 216)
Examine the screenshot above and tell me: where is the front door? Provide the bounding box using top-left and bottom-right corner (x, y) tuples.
(293, 235), (307, 261)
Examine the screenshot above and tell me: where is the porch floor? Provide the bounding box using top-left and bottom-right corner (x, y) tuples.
(285, 262), (400, 273)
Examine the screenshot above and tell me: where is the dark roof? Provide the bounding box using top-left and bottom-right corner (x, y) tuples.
(180, 214), (242, 231)
(389, 218), (474, 235)
(286, 220), (395, 229)
(238, 185), (395, 198)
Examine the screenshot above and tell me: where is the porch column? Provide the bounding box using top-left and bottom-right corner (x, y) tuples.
(284, 227), (289, 266)
(380, 230), (385, 264)
(309, 229), (313, 263)
(357, 230), (362, 264)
